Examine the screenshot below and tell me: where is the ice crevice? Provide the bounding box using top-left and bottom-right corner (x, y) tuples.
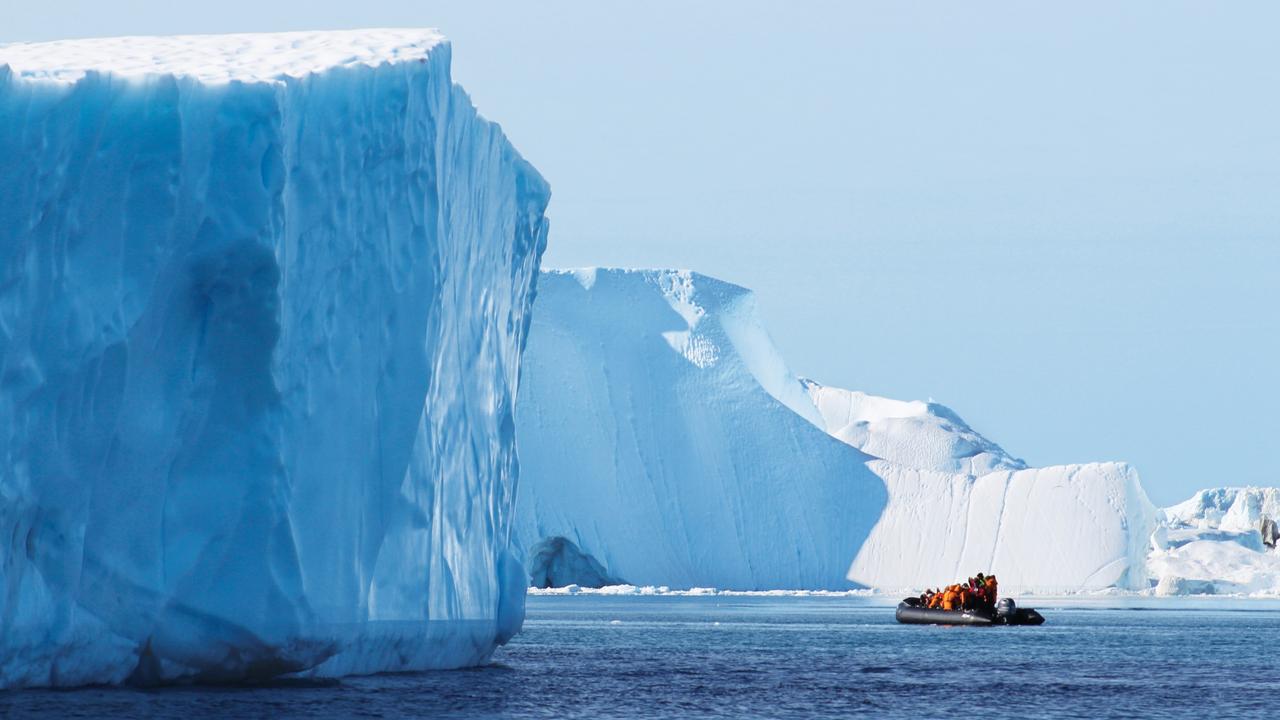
(988, 475), (1011, 575)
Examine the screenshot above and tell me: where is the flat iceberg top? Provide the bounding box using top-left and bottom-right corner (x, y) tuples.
(0, 28), (446, 84)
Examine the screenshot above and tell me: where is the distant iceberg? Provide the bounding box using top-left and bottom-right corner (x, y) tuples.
(0, 30), (548, 687)
(515, 269), (1156, 593)
(1149, 487), (1280, 596)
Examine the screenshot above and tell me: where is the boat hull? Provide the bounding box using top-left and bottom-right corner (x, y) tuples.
(895, 600), (1045, 626)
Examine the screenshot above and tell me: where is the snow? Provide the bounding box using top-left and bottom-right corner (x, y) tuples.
(1149, 541), (1280, 596)
(516, 269), (1155, 594)
(0, 29), (446, 84)
(802, 381), (1024, 476)
(0, 30), (549, 688)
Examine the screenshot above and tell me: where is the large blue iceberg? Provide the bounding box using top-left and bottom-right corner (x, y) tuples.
(0, 30), (548, 687)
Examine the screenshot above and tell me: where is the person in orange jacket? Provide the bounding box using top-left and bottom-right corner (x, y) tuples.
(984, 575), (998, 608)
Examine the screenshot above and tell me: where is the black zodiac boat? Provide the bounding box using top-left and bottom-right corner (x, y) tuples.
(896, 597), (1045, 626)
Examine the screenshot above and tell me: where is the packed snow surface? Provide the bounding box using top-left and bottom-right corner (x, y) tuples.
(1149, 541), (1280, 596)
(516, 269), (1155, 593)
(0, 30), (549, 688)
(802, 381), (1024, 476)
(0, 29), (446, 84)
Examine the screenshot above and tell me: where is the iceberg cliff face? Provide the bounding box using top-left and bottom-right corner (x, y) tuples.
(516, 269), (1155, 593)
(514, 270), (889, 590)
(850, 462), (1154, 593)
(797, 382), (1154, 592)
(0, 30), (549, 688)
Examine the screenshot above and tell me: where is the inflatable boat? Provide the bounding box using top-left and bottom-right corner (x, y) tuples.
(896, 597), (1045, 626)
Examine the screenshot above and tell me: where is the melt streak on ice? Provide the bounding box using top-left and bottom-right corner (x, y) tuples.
(515, 269), (1156, 593)
(0, 30), (549, 687)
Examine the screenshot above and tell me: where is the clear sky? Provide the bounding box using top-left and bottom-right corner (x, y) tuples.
(6, 2), (1277, 505)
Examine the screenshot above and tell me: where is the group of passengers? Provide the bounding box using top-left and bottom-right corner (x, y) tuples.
(918, 573), (998, 612)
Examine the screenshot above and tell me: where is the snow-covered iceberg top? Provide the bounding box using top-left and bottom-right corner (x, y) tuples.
(802, 380), (1025, 476)
(0, 29), (446, 84)
(0, 29), (548, 688)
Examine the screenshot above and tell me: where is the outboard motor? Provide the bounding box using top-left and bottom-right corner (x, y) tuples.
(996, 598), (1017, 620)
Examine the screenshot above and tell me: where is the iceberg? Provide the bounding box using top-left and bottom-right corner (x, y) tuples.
(1162, 487), (1280, 535)
(0, 30), (549, 687)
(514, 269), (889, 590)
(1149, 488), (1280, 595)
(515, 269), (1156, 593)
(801, 383), (1155, 592)
(849, 460), (1154, 593)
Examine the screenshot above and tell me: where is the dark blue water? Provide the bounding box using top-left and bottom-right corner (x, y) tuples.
(5, 595), (1279, 718)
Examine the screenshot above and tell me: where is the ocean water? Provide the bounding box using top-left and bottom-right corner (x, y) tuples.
(5, 595), (1279, 718)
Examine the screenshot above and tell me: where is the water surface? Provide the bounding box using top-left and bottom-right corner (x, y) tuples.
(5, 595), (1278, 718)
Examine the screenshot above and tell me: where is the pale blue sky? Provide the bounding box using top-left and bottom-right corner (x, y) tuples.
(6, 2), (1278, 504)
